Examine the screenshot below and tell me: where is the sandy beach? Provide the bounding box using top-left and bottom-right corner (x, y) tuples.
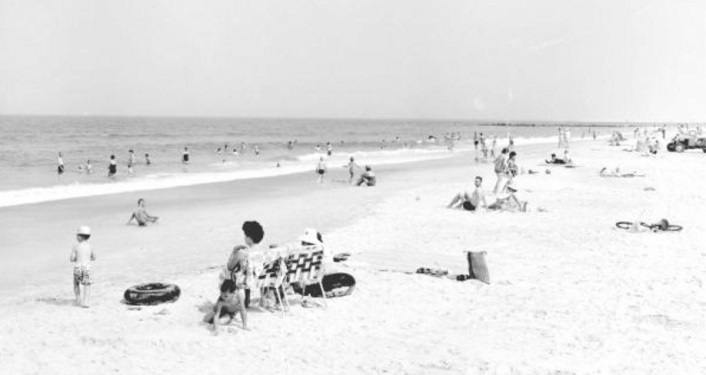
(1, 135), (704, 374)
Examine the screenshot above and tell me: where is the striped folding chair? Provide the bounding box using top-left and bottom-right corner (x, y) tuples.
(285, 246), (327, 308)
(256, 256), (289, 315)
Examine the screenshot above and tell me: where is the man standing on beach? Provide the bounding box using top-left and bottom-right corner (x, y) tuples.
(315, 156), (327, 186)
(493, 148), (509, 194)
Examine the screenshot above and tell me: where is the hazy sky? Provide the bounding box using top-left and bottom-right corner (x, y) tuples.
(1, 0), (704, 122)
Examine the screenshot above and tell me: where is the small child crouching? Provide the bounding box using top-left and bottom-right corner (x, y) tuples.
(204, 279), (247, 334)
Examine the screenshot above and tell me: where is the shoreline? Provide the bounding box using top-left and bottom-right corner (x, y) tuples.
(0, 138), (558, 297)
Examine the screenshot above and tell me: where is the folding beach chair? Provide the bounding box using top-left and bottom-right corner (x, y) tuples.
(285, 246), (327, 309)
(256, 256), (289, 315)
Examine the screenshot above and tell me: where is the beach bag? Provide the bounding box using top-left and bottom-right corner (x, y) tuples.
(466, 251), (490, 284)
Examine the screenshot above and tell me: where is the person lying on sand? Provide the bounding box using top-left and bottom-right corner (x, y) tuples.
(126, 198), (159, 226)
(545, 153), (567, 165)
(447, 176), (489, 211)
(599, 167), (645, 178)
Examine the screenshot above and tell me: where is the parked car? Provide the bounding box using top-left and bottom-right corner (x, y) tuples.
(666, 133), (706, 152)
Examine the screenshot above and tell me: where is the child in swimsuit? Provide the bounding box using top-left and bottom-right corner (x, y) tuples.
(70, 226), (96, 308)
(204, 280), (243, 334)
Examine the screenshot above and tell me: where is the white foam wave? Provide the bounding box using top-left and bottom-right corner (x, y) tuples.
(0, 147), (456, 208)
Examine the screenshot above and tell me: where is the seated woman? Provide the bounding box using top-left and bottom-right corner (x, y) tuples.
(487, 183), (527, 212)
(356, 165), (376, 186)
(545, 153), (566, 164)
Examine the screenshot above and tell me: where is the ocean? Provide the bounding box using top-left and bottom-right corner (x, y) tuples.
(0, 116), (603, 207)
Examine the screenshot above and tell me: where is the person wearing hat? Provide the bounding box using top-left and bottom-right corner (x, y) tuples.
(70, 226), (96, 307)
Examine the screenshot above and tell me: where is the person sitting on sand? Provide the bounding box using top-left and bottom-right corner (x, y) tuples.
(487, 182), (528, 212)
(447, 176), (489, 211)
(545, 153), (566, 165)
(356, 165), (376, 186)
(126, 198), (159, 226)
(203, 279), (246, 334)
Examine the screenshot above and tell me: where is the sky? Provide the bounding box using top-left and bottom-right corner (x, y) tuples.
(0, 0), (704, 122)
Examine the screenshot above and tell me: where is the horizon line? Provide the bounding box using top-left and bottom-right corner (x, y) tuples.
(0, 113), (703, 126)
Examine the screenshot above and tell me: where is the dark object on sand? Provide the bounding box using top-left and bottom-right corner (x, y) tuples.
(333, 252), (351, 262)
(465, 251), (490, 284)
(124, 283), (181, 305)
(416, 268), (448, 277)
(292, 273), (356, 298)
(615, 219), (682, 232)
(666, 133), (706, 153)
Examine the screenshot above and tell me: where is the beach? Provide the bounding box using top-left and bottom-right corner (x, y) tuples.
(1, 133), (705, 374)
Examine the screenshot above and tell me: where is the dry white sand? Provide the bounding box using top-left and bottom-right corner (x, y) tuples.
(1, 136), (705, 374)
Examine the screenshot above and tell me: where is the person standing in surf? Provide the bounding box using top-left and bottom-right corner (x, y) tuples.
(127, 149), (135, 174)
(57, 152), (65, 178)
(182, 147), (190, 165)
(108, 155), (117, 179)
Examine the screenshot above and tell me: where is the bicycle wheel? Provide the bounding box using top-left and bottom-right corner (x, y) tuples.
(616, 221), (633, 230)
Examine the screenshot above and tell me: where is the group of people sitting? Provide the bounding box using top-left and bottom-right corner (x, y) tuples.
(205, 221), (331, 334)
(447, 175), (528, 213)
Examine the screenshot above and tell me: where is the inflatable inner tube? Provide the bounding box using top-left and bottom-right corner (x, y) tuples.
(124, 283), (181, 305)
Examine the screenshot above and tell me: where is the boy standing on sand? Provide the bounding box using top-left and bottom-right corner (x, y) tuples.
(70, 226), (95, 308)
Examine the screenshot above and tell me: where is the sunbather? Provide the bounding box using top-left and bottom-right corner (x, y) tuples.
(545, 153), (567, 165)
(447, 176), (489, 211)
